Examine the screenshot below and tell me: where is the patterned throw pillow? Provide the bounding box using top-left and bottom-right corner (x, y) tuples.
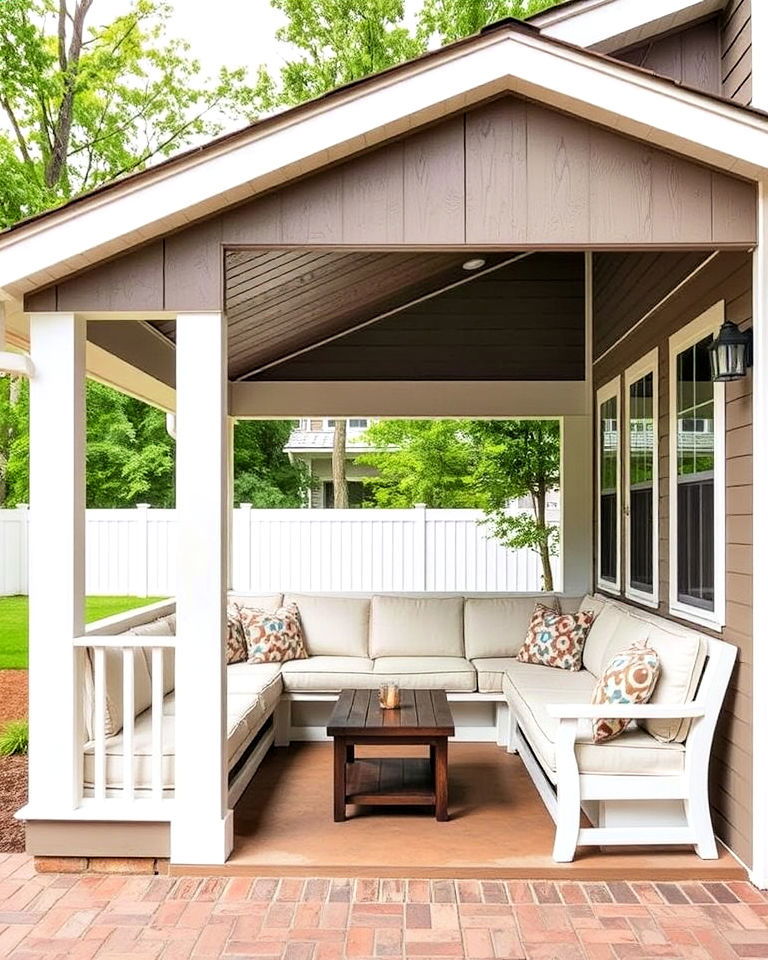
(591, 643), (660, 744)
(517, 603), (595, 671)
(239, 602), (308, 664)
(226, 602), (247, 665)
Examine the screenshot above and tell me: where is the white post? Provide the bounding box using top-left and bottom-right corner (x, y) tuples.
(27, 312), (86, 811)
(751, 181), (768, 888)
(171, 311), (232, 864)
(134, 504), (150, 598)
(560, 416), (592, 597)
(227, 418), (236, 590)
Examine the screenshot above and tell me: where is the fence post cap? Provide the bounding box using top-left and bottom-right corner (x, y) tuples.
(15, 503), (29, 510)
(239, 502), (253, 510)
(414, 503), (427, 509)
(136, 503), (151, 510)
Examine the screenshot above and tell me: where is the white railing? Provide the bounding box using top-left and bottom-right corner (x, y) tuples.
(1, 504), (558, 596)
(74, 629), (175, 814)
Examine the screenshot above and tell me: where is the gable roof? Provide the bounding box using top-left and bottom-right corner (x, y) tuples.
(528, 0), (727, 52)
(0, 9), (765, 302)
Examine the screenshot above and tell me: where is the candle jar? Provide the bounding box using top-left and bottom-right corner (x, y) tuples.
(378, 682), (401, 709)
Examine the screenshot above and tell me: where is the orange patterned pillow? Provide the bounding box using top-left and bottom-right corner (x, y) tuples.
(591, 643), (660, 743)
(239, 602), (308, 664)
(226, 602), (247, 665)
(517, 603), (594, 672)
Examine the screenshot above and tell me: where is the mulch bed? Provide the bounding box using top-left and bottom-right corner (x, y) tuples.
(0, 669), (28, 853)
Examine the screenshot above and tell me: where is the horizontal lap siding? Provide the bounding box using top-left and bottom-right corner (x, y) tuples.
(593, 251), (753, 867)
(721, 0), (752, 105)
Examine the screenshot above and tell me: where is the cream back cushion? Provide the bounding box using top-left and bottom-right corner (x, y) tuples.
(634, 620), (707, 743)
(464, 597), (545, 660)
(229, 593), (283, 610)
(581, 603), (624, 676)
(284, 594), (370, 658)
(369, 596), (465, 659)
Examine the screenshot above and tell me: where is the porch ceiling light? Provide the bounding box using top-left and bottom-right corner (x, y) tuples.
(708, 320), (752, 382)
(462, 258), (486, 271)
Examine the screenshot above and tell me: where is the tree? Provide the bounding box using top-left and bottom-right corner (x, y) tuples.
(356, 419), (485, 508)
(469, 420), (560, 591)
(254, 0), (422, 110)
(332, 419), (349, 509)
(233, 420), (309, 508)
(418, 0), (560, 46)
(0, 0), (254, 226)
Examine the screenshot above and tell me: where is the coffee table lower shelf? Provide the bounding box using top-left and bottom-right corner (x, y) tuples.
(345, 757), (435, 807)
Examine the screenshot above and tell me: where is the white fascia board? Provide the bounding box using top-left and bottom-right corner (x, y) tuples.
(533, 0), (726, 52)
(0, 27), (766, 296)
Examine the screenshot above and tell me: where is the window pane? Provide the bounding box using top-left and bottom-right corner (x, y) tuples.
(599, 395), (618, 582)
(676, 333), (715, 611)
(628, 372), (654, 594)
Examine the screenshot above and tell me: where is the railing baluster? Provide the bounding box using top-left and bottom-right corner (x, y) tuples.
(94, 647), (106, 801)
(122, 649), (135, 799)
(151, 646), (164, 802)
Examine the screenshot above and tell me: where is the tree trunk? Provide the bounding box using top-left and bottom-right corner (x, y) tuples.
(533, 485), (554, 592)
(332, 419), (348, 509)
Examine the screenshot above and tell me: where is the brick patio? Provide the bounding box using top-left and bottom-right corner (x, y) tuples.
(2, 854), (768, 958)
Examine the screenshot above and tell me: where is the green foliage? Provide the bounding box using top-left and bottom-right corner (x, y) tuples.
(357, 419), (485, 508)
(234, 420), (309, 508)
(0, 0), (255, 226)
(417, 0), (560, 45)
(0, 719), (29, 756)
(255, 0), (422, 110)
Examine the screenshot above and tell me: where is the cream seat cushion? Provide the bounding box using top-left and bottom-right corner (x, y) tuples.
(369, 596), (465, 658)
(472, 657), (520, 693)
(502, 663), (684, 783)
(463, 597), (544, 660)
(284, 594), (370, 658)
(373, 656), (477, 692)
(280, 656), (376, 693)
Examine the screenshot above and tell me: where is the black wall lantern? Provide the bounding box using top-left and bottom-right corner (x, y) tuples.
(708, 321), (753, 382)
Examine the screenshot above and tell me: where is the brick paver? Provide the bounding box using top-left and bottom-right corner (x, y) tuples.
(0, 853), (766, 958)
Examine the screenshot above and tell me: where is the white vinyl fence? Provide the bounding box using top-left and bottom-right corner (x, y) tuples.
(0, 504), (557, 597)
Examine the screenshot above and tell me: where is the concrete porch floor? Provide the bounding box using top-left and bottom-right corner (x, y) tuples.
(204, 743), (745, 881)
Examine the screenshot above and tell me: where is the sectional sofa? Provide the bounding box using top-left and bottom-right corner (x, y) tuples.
(82, 590), (735, 861)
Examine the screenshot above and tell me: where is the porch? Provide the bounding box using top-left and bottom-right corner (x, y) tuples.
(0, 19), (764, 880)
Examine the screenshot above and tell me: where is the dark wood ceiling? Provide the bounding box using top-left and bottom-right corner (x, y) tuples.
(151, 249), (587, 381)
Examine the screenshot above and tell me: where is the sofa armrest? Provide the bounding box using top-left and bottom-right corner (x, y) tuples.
(547, 703), (705, 721)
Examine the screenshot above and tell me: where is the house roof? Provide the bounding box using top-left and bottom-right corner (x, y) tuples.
(1, 2), (765, 310)
(283, 428), (382, 454)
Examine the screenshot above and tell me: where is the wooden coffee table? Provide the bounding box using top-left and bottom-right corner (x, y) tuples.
(327, 688), (455, 822)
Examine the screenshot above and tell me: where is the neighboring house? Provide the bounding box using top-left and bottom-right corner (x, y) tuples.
(283, 418), (382, 507)
(1, 0), (767, 884)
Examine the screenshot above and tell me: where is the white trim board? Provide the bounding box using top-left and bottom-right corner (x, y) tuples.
(623, 349), (660, 608)
(532, 0), (727, 53)
(667, 301), (726, 631)
(0, 24), (766, 298)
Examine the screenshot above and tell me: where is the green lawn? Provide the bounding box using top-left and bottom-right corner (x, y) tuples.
(0, 596), (166, 669)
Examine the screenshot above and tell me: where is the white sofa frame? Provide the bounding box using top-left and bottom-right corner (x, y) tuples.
(506, 633), (737, 862)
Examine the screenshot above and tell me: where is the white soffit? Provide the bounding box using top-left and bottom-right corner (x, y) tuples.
(531, 0), (727, 53)
(0, 21), (765, 299)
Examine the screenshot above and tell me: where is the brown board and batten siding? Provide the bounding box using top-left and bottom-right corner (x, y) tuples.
(592, 251), (753, 867)
(614, 19), (722, 96)
(23, 96), (756, 316)
(721, 0), (752, 105)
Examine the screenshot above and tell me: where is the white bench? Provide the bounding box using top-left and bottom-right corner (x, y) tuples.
(502, 596), (736, 862)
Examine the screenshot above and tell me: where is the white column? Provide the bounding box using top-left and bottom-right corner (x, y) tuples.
(170, 311), (232, 864)
(227, 417), (236, 590)
(560, 416), (592, 598)
(751, 181), (768, 888)
(27, 312), (86, 811)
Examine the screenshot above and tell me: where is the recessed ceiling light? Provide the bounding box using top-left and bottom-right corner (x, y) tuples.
(462, 258), (486, 271)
